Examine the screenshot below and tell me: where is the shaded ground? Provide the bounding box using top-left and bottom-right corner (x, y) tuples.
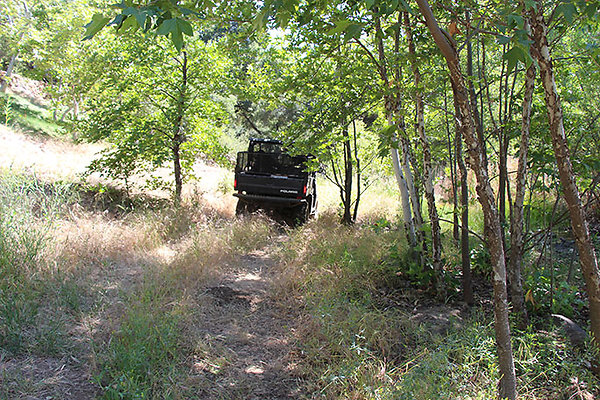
(0, 355), (99, 399)
(189, 245), (304, 399)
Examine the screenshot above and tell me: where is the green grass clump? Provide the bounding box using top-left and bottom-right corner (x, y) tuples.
(94, 290), (187, 399)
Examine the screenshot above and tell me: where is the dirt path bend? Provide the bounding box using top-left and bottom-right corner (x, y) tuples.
(190, 240), (304, 399)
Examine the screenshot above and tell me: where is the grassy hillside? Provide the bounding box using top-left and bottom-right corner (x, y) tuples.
(0, 90), (64, 137)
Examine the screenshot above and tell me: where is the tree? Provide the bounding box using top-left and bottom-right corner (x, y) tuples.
(415, 0), (517, 397)
(508, 56), (535, 327)
(404, 11), (444, 288)
(280, 43), (380, 224)
(81, 35), (230, 204)
(526, 0), (600, 365)
(0, 0), (32, 92)
(35, 3), (110, 135)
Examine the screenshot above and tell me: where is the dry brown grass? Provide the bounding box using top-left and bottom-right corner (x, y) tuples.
(163, 213), (278, 292)
(0, 124), (103, 181)
(272, 210), (399, 301)
(53, 214), (159, 271)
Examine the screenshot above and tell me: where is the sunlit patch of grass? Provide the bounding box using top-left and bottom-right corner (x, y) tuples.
(228, 213), (278, 252)
(0, 91), (64, 137)
(163, 213), (277, 292)
(54, 214), (160, 272)
(316, 175), (400, 224)
(165, 226), (231, 290)
(275, 210), (402, 300)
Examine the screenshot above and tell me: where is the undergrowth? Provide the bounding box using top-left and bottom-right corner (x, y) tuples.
(0, 170), (77, 354)
(277, 211), (600, 399)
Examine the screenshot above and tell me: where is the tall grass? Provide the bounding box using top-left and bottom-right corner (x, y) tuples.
(0, 170), (78, 354)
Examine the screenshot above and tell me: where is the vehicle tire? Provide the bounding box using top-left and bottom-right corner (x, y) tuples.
(235, 199), (247, 216)
(293, 202), (310, 226)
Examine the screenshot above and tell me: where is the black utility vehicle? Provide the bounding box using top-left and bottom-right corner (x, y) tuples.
(233, 138), (317, 224)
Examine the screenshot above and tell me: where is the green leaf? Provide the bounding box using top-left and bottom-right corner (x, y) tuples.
(328, 20), (352, 35)
(156, 18), (193, 51)
(109, 14), (127, 28)
(253, 7), (269, 31)
(118, 15), (139, 34)
(179, 7), (196, 16)
(586, 3), (598, 18)
(498, 35), (511, 45)
(364, 0), (375, 9)
(176, 18), (193, 36)
(503, 46), (527, 73)
(344, 23), (363, 41)
(122, 7), (137, 16)
(172, 28), (183, 51)
(83, 13), (111, 40)
(156, 18), (175, 36)
(129, 8), (150, 29)
(556, 2), (578, 24)
(507, 14), (524, 30)
(276, 10), (292, 29)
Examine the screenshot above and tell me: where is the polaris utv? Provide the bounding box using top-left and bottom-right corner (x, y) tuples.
(233, 138), (317, 224)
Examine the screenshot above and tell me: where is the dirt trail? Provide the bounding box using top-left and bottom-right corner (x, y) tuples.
(0, 126), (304, 398)
(189, 239), (304, 399)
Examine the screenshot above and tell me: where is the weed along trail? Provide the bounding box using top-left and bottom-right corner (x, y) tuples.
(190, 232), (303, 399)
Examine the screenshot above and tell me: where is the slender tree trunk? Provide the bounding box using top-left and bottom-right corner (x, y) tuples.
(342, 125), (353, 224)
(1, 53), (18, 93)
(499, 68), (517, 260)
(173, 141), (183, 205)
(71, 96), (81, 141)
(400, 134), (424, 238)
(352, 120), (361, 221)
(529, 4), (600, 359)
(509, 60), (535, 328)
(445, 89), (460, 242)
(371, 13), (418, 249)
(389, 118), (417, 247)
(466, 10), (486, 168)
(405, 12), (443, 282)
(454, 100), (473, 305)
(390, 12), (423, 249)
(416, 1), (517, 397)
(498, 132), (508, 226)
(172, 51), (188, 206)
(1, 4), (30, 93)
